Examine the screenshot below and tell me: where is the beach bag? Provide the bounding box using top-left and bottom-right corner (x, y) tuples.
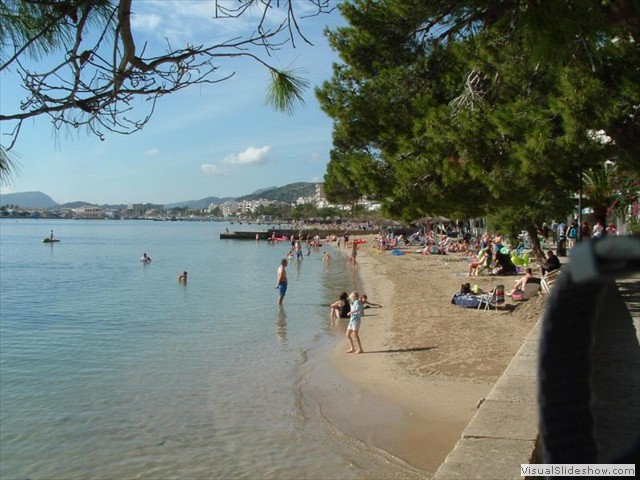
(470, 284), (483, 295)
(451, 293), (481, 308)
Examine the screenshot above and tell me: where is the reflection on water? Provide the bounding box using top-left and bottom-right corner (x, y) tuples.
(277, 306), (288, 344)
(295, 258), (303, 279)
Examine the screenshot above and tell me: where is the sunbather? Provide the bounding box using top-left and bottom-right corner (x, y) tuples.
(506, 268), (533, 296)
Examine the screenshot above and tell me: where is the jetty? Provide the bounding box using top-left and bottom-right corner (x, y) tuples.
(219, 228), (369, 240)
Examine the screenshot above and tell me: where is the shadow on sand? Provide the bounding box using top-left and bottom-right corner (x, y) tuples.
(365, 346), (437, 354)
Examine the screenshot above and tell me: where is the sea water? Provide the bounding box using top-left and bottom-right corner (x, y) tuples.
(0, 219), (420, 480)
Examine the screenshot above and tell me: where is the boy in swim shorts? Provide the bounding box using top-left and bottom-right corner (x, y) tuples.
(275, 259), (288, 306)
(346, 291), (364, 354)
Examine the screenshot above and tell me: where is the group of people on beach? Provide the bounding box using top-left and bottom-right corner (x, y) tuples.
(328, 291), (381, 354)
(328, 289), (381, 354)
(274, 236), (382, 354)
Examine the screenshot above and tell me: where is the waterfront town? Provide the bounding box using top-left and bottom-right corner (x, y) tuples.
(0, 184), (381, 221)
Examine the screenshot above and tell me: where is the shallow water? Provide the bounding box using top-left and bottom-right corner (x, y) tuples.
(0, 219), (424, 479)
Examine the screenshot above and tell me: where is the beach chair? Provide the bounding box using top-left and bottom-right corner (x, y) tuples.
(511, 278), (541, 301)
(541, 269), (561, 294)
(477, 284), (505, 311)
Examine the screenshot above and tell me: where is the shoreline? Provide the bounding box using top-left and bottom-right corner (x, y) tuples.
(318, 235), (543, 475)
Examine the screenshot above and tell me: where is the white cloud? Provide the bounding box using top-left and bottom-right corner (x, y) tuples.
(144, 148), (160, 156)
(130, 12), (162, 32)
(130, 0), (260, 45)
(200, 145), (271, 178)
(223, 146), (271, 166)
(200, 164), (228, 176)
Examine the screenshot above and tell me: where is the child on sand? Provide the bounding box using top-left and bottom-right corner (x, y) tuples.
(360, 295), (381, 310)
(346, 291), (364, 354)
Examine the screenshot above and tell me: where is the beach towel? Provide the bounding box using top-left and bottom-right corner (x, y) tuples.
(391, 249), (405, 256)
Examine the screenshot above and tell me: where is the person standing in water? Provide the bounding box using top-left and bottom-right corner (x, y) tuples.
(275, 259), (288, 306)
(178, 271), (188, 283)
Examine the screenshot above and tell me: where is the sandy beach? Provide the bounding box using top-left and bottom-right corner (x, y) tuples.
(319, 235), (545, 476)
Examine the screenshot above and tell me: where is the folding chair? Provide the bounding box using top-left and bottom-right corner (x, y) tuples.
(477, 284), (505, 311)
(541, 269), (561, 294)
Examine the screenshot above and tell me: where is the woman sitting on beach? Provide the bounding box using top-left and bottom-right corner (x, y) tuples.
(506, 268), (533, 296)
(330, 292), (350, 326)
(468, 246), (490, 276)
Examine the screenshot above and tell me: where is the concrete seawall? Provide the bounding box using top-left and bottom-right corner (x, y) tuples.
(433, 278), (640, 479)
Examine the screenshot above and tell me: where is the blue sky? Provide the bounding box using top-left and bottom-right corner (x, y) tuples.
(0, 1), (345, 205)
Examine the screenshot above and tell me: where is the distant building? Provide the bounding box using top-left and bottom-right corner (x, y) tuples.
(127, 203), (164, 217)
(73, 206), (105, 219)
(221, 201), (240, 217)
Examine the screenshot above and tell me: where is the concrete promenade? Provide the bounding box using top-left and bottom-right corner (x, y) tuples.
(433, 277), (640, 480)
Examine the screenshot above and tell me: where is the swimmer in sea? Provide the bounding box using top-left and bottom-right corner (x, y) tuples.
(178, 271), (188, 283)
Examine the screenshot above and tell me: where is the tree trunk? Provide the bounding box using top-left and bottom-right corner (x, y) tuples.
(526, 224), (545, 262)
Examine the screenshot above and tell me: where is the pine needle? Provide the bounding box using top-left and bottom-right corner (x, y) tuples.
(266, 68), (310, 116)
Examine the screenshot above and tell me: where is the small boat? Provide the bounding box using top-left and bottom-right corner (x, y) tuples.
(43, 238), (60, 243)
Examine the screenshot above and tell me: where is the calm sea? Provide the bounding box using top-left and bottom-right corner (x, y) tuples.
(0, 219), (421, 480)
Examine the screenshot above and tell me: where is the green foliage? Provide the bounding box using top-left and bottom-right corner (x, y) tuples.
(0, 0), (112, 64)
(316, 0), (639, 234)
(266, 69), (310, 115)
(0, 146), (19, 185)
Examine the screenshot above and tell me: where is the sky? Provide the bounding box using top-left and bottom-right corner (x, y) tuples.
(0, 1), (346, 205)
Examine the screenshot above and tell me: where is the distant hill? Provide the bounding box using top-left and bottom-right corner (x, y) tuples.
(248, 186), (277, 196)
(166, 182), (320, 208)
(164, 196), (232, 210)
(60, 201), (94, 209)
(238, 182), (320, 203)
(0, 191), (58, 208)
(1, 182), (323, 210)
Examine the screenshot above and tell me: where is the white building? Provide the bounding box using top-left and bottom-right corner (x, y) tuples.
(73, 206), (105, 219)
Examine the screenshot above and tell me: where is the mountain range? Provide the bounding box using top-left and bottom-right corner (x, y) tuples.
(0, 183), (321, 209)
